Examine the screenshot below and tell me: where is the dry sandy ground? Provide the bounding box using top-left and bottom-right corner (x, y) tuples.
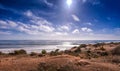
(0, 55), (120, 71)
(0, 43), (120, 71)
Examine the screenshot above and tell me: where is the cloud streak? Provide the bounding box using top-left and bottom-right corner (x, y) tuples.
(81, 27), (93, 32)
(72, 14), (80, 22)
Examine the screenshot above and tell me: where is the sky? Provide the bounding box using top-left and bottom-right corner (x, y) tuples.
(0, 0), (120, 40)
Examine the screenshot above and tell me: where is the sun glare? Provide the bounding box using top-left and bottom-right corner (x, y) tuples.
(66, 0), (72, 7)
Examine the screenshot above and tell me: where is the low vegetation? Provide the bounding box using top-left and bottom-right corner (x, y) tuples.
(8, 49), (27, 55)
(41, 49), (47, 54)
(111, 46), (120, 55)
(30, 52), (38, 56)
(78, 44), (87, 48)
(0, 51), (3, 55)
(0, 42), (120, 71)
(50, 49), (62, 56)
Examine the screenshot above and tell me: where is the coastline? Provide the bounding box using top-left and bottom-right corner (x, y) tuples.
(0, 40), (120, 53)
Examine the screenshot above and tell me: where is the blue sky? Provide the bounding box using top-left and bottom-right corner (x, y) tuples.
(0, 0), (120, 40)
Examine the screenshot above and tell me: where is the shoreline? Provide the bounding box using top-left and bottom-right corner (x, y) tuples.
(0, 40), (120, 53)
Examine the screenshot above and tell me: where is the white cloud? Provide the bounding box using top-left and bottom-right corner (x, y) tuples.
(17, 21), (55, 35)
(0, 20), (7, 25)
(72, 14), (80, 22)
(82, 0), (100, 5)
(0, 31), (11, 35)
(72, 29), (79, 34)
(39, 24), (55, 32)
(55, 32), (68, 36)
(18, 22), (30, 29)
(0, 20), (18, 29)
(18, 25), (41, 35)
(58, 25), (70, 31)
(81, 27), (93, 32)
(7, 20), (18, 27)
(44, 0), (53, 7)
(23, 10), (55, 33)
(84, 22), (92, 25)
(24, 10), (33, 17)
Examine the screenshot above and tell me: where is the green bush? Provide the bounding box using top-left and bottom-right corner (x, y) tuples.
(41, 50), (47, 54)
(50, 49), (61, 56)
(9, 49), (27, 55)
(14, 49), (27, 55)
(55, 49), (59, 53)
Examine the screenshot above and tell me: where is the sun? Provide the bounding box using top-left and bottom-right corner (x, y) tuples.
(66, 0), (72, 7)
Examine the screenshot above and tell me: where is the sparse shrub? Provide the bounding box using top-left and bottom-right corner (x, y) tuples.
(55, 49), (59, 53)
(93, 43), (100, 47)
(38, 62), (57, 71)
(38, 53), (44, 57)
(100, 51), (108, 56)
(79, 44), (87, 48)
(9, 49), (27, 55)
(50, 51), (55, 56)
(110, 42), (114, 44)
(50, 49), (61, 56)
(37, 62), (80, 71)
(100, 47), (106, 51)
(64, 50), (80, 56)
(69, 47), (81, 56)
(8, 52), (15, 55)
(41, 50), (47, 54)
(14, 49), (27, 55)
(112, 57), (120, 64)
(85, 51), (99, 59)
(91, 53), (99, 58)
(93, 43), (104, 48)
(57, 64), (79, 71)
(0, 51), (2, 55)
(30, 52), (37, 56)
(74, 47), (81, 53)
(0, 51), (5, 55)
(71, 52), (80, 56)
(38, 62), (47, 71)
(64, 50), (71, 54)
(111, 46), (120, 55)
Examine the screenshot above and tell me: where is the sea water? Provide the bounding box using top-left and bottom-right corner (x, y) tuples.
(0, 40), (120, 53)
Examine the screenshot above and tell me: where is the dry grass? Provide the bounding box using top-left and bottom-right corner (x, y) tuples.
(0, 55), (120, 71)
(0, 42), (120, 71)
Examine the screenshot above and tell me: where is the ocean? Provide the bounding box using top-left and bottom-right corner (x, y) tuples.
(0, 40), (120, 53)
